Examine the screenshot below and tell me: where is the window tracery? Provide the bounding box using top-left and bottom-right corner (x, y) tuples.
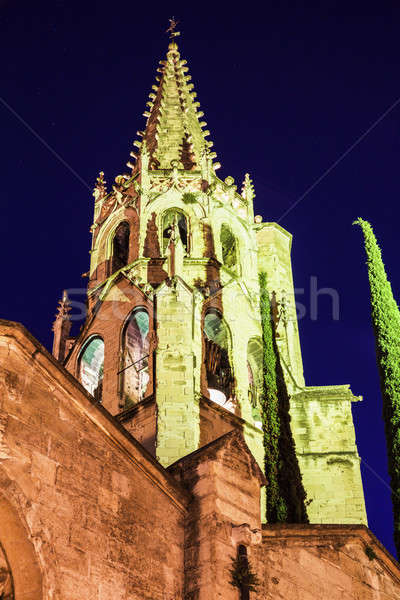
(79, 336), (104, 402)
(122, 308), (150, 406)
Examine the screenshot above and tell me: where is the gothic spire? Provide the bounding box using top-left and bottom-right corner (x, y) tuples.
(130, 39), (215, 171)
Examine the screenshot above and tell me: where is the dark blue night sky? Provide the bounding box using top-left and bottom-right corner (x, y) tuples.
(1, 0), (399, 556)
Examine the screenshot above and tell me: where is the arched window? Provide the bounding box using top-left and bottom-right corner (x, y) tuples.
(122, 308), (150, 406)
(203, 309), (235, 410)
(247, 337), (263, 428)
(162, 209), (188, 254)
(220, 223), (237, 269)
(112, 221), (130, 273)
(79, 336), (104, 402)
(0, 493), (42, 600)
(0, 542), (13, 599)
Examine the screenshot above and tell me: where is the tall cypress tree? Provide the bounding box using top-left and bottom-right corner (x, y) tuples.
(354, 218), (400, 555)
(259, 272), (308, 523)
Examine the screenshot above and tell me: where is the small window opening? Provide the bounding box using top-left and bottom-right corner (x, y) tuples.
(112, 221), (130, 273)
(122, 308), (150, 406)
(79, 337), (104, 402)
(247, 338), (263, 429)
(162, 209), (188, 253)
(220, 223), (237, 268)
(203, 309), (235, 410)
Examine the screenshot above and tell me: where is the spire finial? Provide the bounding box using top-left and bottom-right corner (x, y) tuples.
(166, 17), (180, 43)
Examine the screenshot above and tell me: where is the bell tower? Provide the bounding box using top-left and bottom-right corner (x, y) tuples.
(62, 38), (264, 469)
(59, 34), (367, 526)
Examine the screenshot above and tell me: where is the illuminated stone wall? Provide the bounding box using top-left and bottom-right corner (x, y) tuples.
(61, 38), (367, 527)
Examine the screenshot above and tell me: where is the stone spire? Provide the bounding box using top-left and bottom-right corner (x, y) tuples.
(130, 39), (215, 170)
(52, 290), (72, 362)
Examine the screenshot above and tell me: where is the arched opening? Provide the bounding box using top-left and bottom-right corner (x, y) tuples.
(203, 309), (235, 411)
(79, 336), (104, 402)
(112, 221), (130, 273)
(247, 337), (263, 429)
(162, 209), (188, 254)
(0, 492), (42, 599)
(122, 308), (150, 407)
(220, 224), (237, 269)
(0, 543), (14, 599)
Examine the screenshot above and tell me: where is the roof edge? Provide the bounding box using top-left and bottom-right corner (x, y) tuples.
(0, 319), (191, 512)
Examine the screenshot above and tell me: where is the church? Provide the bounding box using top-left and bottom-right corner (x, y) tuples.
(0, 34), (399, 599)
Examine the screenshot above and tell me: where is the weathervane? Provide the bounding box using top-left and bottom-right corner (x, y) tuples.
(166, 17), (180, 39)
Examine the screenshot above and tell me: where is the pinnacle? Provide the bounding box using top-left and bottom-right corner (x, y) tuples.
(54, 290), (72, 322)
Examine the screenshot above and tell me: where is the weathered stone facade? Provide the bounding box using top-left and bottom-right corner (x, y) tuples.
(0, 36), (396, 599)
(62, 38), (365, 524)
(1, 321), (399, 598)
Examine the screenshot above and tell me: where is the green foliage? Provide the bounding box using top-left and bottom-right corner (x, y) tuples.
(229, 554), (260, 592)
(364, 544), (377, 561)
(182, 192), (197, 204)
(259, 272), (308, 523)
(354, 218), (400, 556)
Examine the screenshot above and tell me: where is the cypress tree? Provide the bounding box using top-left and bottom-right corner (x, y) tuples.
(259, 272), (308, 523)
(354, 218), (400, 555)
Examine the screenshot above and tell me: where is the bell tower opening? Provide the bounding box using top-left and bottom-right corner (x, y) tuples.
(162, 209), (188, 253)
(220, 223), (237, 269)
(122, 308), (150, 407)
(203, 309), (235, 411)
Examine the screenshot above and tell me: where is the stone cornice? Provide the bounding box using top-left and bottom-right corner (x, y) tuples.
(262, 523), (400, 584)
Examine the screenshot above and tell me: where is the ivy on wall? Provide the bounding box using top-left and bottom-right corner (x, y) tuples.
(354, 218), (400, 556)
(259, 272), (308, 523)
(230, 546), (259, 596)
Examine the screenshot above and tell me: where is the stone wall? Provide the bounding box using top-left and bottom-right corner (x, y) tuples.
(256, 222), (305, 391)
(0, 320), (187, 600)
(168, 430), (266, 600)
(253, 524), (400, 599)
(155, 278), (200, 467)
(291, 386), (367, 524)
(117, 396), (157, 456)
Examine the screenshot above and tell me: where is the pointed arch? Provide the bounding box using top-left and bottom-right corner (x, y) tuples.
(203, 308), (235, 409)
(247, 336), (263, 428)
(121, 307), (150, 407)
(247, 337), (263, 408)
(78, 336), (104, 402)
(161, 208), (188, 254)
(0, 492), (42, 599)
(220, 223), (237, 269)
(111, 221), (130, 273)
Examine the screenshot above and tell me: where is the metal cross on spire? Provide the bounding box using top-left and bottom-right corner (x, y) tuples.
(166, 17), (180, 39)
